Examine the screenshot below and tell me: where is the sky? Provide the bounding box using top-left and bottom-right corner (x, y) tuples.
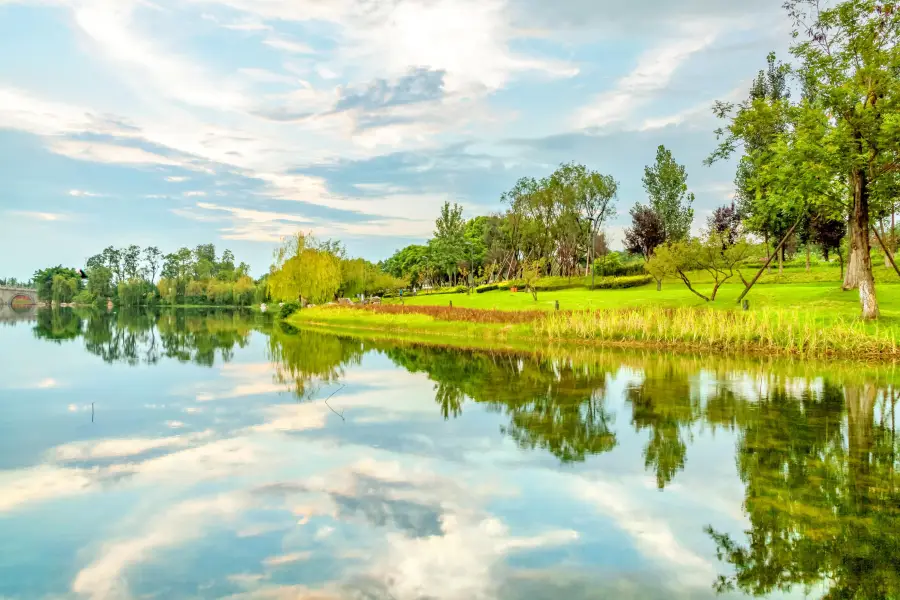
(0, 0), (792, 280)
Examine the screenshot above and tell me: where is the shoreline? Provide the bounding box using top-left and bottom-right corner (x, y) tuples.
(287, 304), (900, 361)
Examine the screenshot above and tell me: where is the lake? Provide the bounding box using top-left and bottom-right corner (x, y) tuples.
(0, 308), (897, 600)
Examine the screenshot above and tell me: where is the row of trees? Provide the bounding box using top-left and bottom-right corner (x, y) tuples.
(383, 162), (632, 288)
(31, 244), (263, 307)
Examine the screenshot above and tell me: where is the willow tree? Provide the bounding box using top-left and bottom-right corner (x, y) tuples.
(783, 0), (900, 319)
(267, 233), (342, 304)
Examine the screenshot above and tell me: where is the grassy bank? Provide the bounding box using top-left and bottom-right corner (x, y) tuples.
(289, 296), (900, 359)
(291, 318), (900, 385)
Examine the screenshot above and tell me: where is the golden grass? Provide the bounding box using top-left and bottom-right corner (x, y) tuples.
(535, 307), (900, 358)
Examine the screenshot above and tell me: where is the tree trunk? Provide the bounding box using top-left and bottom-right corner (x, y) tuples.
(778, 245), (784, 274)
(806, 244), (811, 272)
(845, 383), (875, 511)
(710, 275), (732, 301)
(656, 278), (662, 291)
(848, 168), (879, 319)
(883, 219), (890, 268)
(676, 270), (710, 302)
(844, 214), (861, 290)
(892, 206), (896, 261)
(764, 233), (770, 273)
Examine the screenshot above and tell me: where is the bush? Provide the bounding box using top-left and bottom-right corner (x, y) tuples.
(476, 284), (499, 294)
(279, 301), (300, 319)
(419, 285), (468, 296)
(591, 275), (653, 289)
(593, 256), (645, 277)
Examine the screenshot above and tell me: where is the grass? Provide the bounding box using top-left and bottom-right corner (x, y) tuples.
(293, 319), (900, 385)
(391, 264), (900, 318)
(285, 259), (900, 360)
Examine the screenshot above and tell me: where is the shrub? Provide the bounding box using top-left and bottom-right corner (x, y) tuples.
(476, 284), (499, 294)
(593, 256), (645, 277)
(419, 285), (468, 296)
(592, 275), (654, 289)
(279, 301), (300, 319)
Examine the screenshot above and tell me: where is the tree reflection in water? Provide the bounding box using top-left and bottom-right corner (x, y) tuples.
(33, 307), (259, 367)
(706, 379), (900, 599)
(26, 311), (900, 597)
(383, 345), (618, 462)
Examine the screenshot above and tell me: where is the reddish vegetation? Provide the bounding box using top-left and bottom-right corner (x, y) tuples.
(324, 303), (548, 324)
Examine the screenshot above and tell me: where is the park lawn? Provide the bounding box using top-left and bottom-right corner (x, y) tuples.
(290, 261), (900, 359)
(391, 280), (900, 323)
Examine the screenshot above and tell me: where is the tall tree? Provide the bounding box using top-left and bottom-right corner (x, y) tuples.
(782, 0), (900, 319)
(642, 145), (695, 242)
(708, 53), (793, 272)
(123, 245), (142, 280)
(577, 167), (618, 286)
(143, 246), (162, 283)
(102, 246), (124, 284)
(432, 201), (467, 285)
(624, 205), (667, 262)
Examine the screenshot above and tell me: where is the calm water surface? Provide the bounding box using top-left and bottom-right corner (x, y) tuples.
(0, 308), (898, 600)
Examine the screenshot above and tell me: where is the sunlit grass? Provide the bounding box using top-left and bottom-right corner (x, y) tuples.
(293, 301), (900, 359)
(535, 307), (900, 358)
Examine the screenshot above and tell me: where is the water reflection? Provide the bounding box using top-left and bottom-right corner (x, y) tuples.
(32, 307), (260, 366)
(707, 381), (900, 599)
(267, 330), (900, 597)
(1, 308), (899, 599)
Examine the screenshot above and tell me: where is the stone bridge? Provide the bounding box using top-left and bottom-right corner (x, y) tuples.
(0, 287), (38, 307)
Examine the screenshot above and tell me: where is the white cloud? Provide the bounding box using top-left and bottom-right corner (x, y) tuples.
(574, 478), (716, 587)
(574, 26), (720, 130)
(72, 1), (246, 111)
(165, 176), (189, 182)
(51, 431), (212, 461)
(183, 190), (207, 197)
(49, 139), (187, 169)
(72, 494), (247, 600)
(7, 211), (69, 222)
(262, 551), (311, 566)
(0, 465), (95, 513)
(263, 37), (315, 54)
(68, 189), (101, 197)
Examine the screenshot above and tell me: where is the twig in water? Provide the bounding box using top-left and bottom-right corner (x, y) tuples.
(323, 385), (346, 421)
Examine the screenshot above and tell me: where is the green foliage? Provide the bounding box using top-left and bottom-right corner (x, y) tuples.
(591, 275), (653, 289)
(476, 284), (499, 294)
(279, 301), (300, 319)
(32, 266), (80, 301)
(268, 233), (342, 304)
(419, 285), (468, 296)
(340, 257), (406, 298)
(642, 145), (695, 242)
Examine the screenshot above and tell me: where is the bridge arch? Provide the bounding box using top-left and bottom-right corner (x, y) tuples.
(0, 287), (38, 307)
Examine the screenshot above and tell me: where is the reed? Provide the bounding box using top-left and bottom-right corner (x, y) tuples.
(534, 306), (900, 358)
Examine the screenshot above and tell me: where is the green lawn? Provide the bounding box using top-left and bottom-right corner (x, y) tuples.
(393, 279), (900, 322)
(289, 261), (900, 359)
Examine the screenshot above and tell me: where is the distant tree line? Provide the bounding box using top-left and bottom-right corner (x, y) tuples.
(31, 244), (263, 307)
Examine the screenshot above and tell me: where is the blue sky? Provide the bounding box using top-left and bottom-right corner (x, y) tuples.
(0, 0), (790, 280)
